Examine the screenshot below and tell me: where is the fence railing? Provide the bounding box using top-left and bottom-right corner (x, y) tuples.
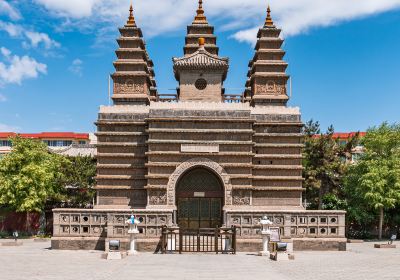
(156, 94), (178, 103)
(154, 94), (244, 103)
(223, 94), (244, 103)
(160, 226), (237, 254)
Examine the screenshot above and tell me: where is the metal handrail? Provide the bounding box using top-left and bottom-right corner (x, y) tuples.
(160, 226), (237, 254)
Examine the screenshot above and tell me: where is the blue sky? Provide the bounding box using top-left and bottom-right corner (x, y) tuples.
(0, 0), (400, 133)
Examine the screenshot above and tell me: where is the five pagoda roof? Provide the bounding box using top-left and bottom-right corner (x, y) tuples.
(111, 2), (290, 105)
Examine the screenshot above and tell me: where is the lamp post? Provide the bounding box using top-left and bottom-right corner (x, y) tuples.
(13, 231), (19, 242)
(125, 215), (140, 255)
(259, 216), (273, 256)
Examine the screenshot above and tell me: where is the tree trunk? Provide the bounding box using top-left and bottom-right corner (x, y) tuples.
(378, 207), (384, 240)
(26, 212), (29, 233)
(318, 189), (323, 210)
(318, 179), (325, 210)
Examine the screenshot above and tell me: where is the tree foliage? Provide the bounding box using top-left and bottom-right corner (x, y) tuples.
(303, 120), (358, 209)
(344, 123), (400, 238)
(0, 137), (67, 212)
(58, 155), (96, 208)
(0, 137), (97, 212)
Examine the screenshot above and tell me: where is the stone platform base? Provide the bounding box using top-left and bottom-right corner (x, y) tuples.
(51, 237), (107, 250)
(51, 237), (162, 252)
(52, 237), (346, 252)
(347, 239), (364, 243)
(33, 238), (51, 243)
(1, 241), (23, 246)
(293, 238), (347, 251)
(374, 244), (396, 249)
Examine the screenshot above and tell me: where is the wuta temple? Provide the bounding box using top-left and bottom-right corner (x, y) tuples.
(52, 2), (346, 252)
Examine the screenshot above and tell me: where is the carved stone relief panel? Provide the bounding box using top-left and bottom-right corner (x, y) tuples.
(255, 84), (268, 94)
(255, 80), (286, 96)
(275, 84), (287, 95)
(114, 79), (145, 94)
(232, 190), (251, 205)
(148, 190), (167, 205)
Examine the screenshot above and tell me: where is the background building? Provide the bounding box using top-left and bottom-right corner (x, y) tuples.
(0, 132), (96, 158)
(331, 132), (365, 163)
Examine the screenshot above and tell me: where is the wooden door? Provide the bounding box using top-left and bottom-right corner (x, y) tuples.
(178, 198), (222, 230)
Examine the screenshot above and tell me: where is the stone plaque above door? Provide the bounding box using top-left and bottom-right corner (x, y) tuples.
(181, 144), (219, 153)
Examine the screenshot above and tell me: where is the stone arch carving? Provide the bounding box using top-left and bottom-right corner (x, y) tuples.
(167, 158), (233, 206)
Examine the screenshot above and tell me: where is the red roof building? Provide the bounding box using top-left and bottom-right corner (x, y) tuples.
(0, 132), (92, 155)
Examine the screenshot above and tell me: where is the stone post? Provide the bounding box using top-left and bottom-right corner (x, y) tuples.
(126, 215), (140, 255)
(283, 214), (292, 238)
(258, 216), (273, 256)
(128, 223), (139, 255)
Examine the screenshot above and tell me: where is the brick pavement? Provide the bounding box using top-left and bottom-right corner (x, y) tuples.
(0, 240), (399, 280)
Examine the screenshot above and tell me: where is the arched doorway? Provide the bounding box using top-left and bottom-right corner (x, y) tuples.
(176, 167), (224, 230)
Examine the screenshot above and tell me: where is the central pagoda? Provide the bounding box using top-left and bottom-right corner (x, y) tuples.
(52, 2), (346, 253)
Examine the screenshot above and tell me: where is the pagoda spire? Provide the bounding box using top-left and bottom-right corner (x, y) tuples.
(244, 4), (289, 106)
(183, 0), (218, 56)
(264, 5), (274, 27)
(111, 0), (157, 105)
(126, 2), (136, 26)
(193, 0), (208, 24)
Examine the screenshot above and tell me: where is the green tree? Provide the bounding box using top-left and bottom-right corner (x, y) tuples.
(0, 137), (68, 212)
(345, 123), (400, 239)
(303, 120), (358, 209)
(58, 155), (96, 207)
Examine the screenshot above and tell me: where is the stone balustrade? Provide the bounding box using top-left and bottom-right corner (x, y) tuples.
(53, 208), (345, 240)
(52, 208), (346, 251)
(226, 210), (346, 239)
(53, 209), (173, 239)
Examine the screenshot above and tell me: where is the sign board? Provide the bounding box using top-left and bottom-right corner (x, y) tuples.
(194, 192), (205, 197)
(181, 144), (219, 153)
(270, 227), (281, 242)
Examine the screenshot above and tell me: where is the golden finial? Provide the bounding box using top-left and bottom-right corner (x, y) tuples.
(193, 0), (208, 24)
(198, 37), (205, 47)
(265, 5), (274, 27)
(127, 1), (136, 26)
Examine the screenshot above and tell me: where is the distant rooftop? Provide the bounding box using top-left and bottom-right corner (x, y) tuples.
(331, 132), (366, 139)
(0, 132), (90, 139)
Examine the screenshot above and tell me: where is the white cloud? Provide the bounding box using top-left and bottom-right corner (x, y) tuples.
(24, 31), (61, 49)
(0, 93), (7, 102)
(231, 0), (400, 44)
(0, 0), (21, 20)
(231, 27), (259, 45)
(33, 0), (400, 44)
(0, 20), (23, 37)
(1, 47), (11, 57)
(34, 0), (100, 18)
(0, 21), (60, 49)
(0, 123), (20, 132)
(68, 58), (83, 76)
(0, 47), (47, 85)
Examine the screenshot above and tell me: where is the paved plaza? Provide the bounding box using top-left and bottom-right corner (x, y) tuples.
(0, 240), (399, 280)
